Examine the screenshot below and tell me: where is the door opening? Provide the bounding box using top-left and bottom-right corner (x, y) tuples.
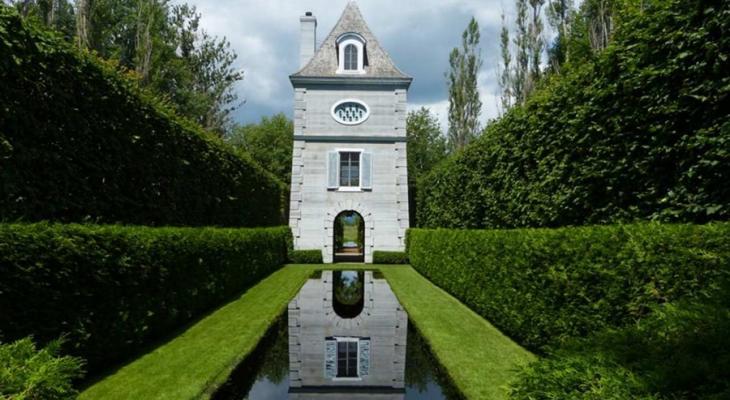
(333, 210), (364, 263)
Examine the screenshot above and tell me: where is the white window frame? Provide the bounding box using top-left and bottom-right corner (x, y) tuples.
(331, 99), (370, 126)
(332, 337), (362, 381)
(335, 148), (364, 191)
(336, 33), (365, 74)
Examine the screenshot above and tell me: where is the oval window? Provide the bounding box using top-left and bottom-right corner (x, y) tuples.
(331, 99), (370, 125)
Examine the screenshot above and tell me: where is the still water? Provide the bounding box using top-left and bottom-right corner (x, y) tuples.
(213, 271), (461, 400)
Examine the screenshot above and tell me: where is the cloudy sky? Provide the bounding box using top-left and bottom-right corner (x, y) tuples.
(177, 0), (521, 130)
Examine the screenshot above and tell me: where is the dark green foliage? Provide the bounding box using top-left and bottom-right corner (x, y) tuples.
(419, 0), (730, 229)
(406, 108), (448, 226)
(0, 222), (290, 373)
(228, 113), (294, 185)
(7, 0), (76, 41)
(408, 223), (730, 351)
(0, 337), (84, 400)
(511, 352), (656, 400)
(12, 0), (243, 135)
(372, 251), (408, 264)
(289, 249), (323, 264)
(511, 285), (730, 399)
(0, 8), (283, 227)
(407, 108), (448, 180)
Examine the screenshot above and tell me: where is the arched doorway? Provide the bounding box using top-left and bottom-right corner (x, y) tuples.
(333, 210), (365, 262)
(332, 270), (364, 318)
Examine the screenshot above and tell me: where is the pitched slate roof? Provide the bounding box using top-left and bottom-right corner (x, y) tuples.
(292, 1), (410, 79)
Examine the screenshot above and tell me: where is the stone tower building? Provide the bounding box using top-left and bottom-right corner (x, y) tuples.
(288, 271), (408, 397)
(289, 2), (411, 263)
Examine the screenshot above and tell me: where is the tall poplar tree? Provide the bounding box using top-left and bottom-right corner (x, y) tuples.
(502, 0), (546, 106)
(75, 0), (92, 48)
(546, 0), (573, 73)
(513, 0), (529, 105)
(527, 0), (545, 92)
(499, 11), (513, 113)
(447, 17), (482, 151)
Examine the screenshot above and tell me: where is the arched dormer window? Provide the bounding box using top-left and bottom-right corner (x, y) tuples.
(344, 44), (358, 70)
(336, 33), (366, 74)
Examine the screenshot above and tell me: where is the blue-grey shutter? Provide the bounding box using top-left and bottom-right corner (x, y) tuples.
(359, 338), (370, 376)
(325, 339), (337, 378)
(361, 152), (372, 189)
(328, 152), (339, 189)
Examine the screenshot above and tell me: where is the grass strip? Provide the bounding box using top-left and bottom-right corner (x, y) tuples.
(79, 266), (314, 400)
(378, 265), (536, 400)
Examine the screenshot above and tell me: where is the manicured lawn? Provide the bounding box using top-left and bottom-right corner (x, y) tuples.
(81, 264), (533, 399)
(79, 266), (315, 400)
(379, 266), (536, 400)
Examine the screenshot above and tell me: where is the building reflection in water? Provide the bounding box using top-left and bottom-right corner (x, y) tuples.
(287, 270), (408, 399)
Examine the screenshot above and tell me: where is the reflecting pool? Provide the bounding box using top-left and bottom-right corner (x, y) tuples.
(213, 271), (461, 400)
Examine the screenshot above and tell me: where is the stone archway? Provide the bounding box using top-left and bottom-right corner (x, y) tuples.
(333, 211), (365, 262)
(324, 201), (374, 263)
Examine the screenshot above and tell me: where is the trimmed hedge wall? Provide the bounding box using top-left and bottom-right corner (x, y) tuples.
(0, 223), (290, 372)
(408, 223), (730, 351)
(0, 8), (283, 227)
(373, 251), (408, 264)
(289, 249), (323, 264)
(418, 0), (730, 229)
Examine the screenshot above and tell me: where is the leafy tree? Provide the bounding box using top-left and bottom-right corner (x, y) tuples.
(5, 0), (75, 37)
(228, 113), (293, 185)
(75, 0), (92, 49)
(513, 0), (529, 104)
(446, 17), (482, 151)
(501, 0), (546, 107)
(583, 0), (615, 51)
(527, 0), (545, 89)
(5, 0), (243, 136)
(546, 0), (574, 73)
(407, 107), (447, 180)
(91, 1), (243, 135)
(406, 107), (447, 226)
(498, 11), (512, 113)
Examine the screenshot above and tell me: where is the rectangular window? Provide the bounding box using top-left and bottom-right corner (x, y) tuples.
(336, 340), (358, 378)
(339, 152), (360, 187)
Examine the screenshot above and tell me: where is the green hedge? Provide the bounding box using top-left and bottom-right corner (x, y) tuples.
(0, 8), (283, 227)
(289, 249), (323, 264)
(408, 223), (730, 351)
(373, 251), (408, 264)
(510, 290), (730, 399)
(418, 0), (730, 229)
(0, 223), (290, 372)
(1, 337), (84, 400)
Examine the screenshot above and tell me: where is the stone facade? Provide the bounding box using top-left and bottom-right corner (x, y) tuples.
(288, 271), (408, 397)
(289, 2), (411, 263)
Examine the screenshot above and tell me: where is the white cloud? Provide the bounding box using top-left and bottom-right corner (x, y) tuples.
(173, 0), (514, 125)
